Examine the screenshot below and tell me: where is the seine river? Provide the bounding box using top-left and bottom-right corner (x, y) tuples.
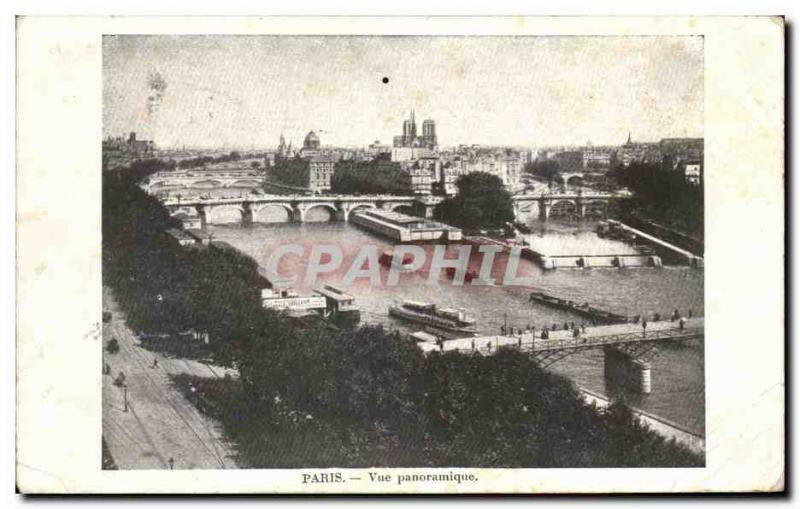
(206, 211), (705, 436)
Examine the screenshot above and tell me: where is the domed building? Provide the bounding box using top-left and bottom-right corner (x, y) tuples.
(303, 130), (321, 151)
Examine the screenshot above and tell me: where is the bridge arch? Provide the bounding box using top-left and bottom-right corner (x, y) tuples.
(253, 203), (293, 223)
(190, 179), (224, 189)
(205, 204), (245, 224)
(548, 200), (578, 219)
(344, 203), (377, 222)
(565, 175), (584, 187)
(229, 179), (263, 188)
(149, 181), (183, 190)
(387, 202), (417, 216)
(302, 203), (338, 222)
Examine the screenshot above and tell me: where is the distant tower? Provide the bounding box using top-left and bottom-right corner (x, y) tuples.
(626, 131), (632, 145)
(277, 133), (287, 157)
(422, 119), (437, 148)
(410, 110), (417, 139)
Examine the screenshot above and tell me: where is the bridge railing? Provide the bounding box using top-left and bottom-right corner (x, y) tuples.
(429, 326), (704, 356)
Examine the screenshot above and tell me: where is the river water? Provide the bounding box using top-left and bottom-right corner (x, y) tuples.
(206, 213), (705, 436)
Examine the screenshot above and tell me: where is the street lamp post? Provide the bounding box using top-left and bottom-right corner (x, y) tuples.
(123, 383), (128, 413)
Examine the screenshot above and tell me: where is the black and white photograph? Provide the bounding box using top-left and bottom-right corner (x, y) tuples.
(101, 34), (706, 470)
(12, 15), (784, 495)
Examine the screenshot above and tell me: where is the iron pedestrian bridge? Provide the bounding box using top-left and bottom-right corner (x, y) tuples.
(418, 318), (704, 368)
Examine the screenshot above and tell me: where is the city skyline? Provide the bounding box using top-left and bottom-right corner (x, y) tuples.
(103, 35), (703, 149)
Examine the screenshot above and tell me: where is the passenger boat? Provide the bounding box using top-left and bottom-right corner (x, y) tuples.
(389, 300), (477, 334)
(379, 249), (416, 270)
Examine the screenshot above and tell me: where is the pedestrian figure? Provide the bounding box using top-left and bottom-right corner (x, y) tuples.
(671, 309), (680, 321)
(688, 309), (693, 318)
(572, 327), (580, 339)
(679, 316), (687, 330)
(526, 324), (531, 331)
(471, 339), (475, 351)
(486, 341), (492, 352)
(168, 457), (175, 470)
(103, 362), (110, 375)
(642, 320), (648, 338)
(152, 358), (159, 369)
(563, 322), (569, 331)
(570, 321), (575, 330)
(500, 325), (506, 335)
(518, 337), (522, 348)
(114, 371), (126, 387)
(581, 323), (586, 333)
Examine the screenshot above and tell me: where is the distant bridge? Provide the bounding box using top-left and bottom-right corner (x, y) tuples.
(510, 191), (631, 220)
(161, 190), (631, 225)
(146, 172), (265, 190)
(163, 194), (443, 225)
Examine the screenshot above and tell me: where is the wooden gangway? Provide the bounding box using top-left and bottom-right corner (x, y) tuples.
(418, 317), (704, 367)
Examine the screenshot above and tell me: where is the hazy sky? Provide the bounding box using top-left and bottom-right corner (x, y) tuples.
(103, 35), (703, 149)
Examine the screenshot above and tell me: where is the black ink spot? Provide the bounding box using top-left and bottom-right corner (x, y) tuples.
(382, 77), (389, 84)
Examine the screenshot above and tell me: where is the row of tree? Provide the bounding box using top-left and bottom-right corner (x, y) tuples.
(103, 167), (703, 467)
(609, 162), (704, 238)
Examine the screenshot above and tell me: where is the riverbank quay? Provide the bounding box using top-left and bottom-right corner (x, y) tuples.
(579, 389), (705, 455)
(102, 287), (238, 469)
(604, 220), (704, 267)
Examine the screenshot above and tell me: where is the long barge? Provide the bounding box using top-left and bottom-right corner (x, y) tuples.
(528, 291), (629, 325)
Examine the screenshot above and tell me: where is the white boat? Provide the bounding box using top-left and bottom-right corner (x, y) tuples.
(389, 300), (477, 334)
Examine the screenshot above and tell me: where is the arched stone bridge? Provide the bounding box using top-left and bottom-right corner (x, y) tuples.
(164, 195), (444, 226)
(511, 191), (631, 221)
(164, 192), (630, 225)
(146, 173), (265, 191)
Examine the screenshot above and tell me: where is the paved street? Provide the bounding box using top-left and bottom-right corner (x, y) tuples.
(102, 287), (238, 469)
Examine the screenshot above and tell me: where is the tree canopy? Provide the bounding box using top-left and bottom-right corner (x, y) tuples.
(610, 162), (704, 238)
(330, 160), (408, 195)
(435, 172), (515, 231)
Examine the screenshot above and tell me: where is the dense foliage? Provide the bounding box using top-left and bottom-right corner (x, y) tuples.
(610, 162), (704, 238)
(103, 166), (703, 468)
(176, 151), (243, 169)
(330, 160), (408, 195)
(268, 158), (312, 188)
(435, 172), (515, 231)
(524, 159), (561, 182)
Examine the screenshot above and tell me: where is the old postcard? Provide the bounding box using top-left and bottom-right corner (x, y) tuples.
(15, 16), (784, 493)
